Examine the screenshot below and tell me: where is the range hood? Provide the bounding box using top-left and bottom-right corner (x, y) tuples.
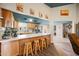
(13, 12), (49, 25)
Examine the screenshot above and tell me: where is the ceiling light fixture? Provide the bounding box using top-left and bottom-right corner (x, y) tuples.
(29, 18), (33, 22)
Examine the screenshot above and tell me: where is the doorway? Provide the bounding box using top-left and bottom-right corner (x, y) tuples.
(53, 21), (72, 42)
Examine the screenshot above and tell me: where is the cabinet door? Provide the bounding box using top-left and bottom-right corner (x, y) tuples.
(0, 8), (2, 27)
(19, 40), (25, 55)
(1, 41), (19, 56)
(2, 9), (13, 27)
(1, 42), (11, 56)
(10, 40), (19, 56)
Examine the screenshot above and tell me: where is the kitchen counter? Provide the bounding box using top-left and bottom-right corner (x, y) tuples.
(0, 33), (51, 56)
(0, 33), (50, 43)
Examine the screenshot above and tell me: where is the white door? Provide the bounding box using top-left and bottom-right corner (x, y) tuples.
(53, 24), (63, 42)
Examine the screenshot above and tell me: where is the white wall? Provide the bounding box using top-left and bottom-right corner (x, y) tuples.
(24, 3), (52, 20)
(76, 4), (79, 24)
(49, 4), (77, 43)
(50, 4), (77, 34)
(51, 4), (76, 22)
(0, 3), (52, 20)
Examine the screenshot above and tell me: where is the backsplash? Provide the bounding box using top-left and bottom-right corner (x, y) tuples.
(13, 12), (50, 34)
(0, 27), (5, 38)
(17, 23), (49, 34)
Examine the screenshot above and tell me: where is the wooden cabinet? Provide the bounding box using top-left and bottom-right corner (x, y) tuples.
(0, 8), (2, 27)
(2, 9), (13, 27)
(19, 39), (25, 55)
(0, 35), (51, 56)
(18, 40), (23, 55)
(1, 8), (19, 28)
(0, 4), (51, 20)
(1, 42), (11, 56)
(10, 40), (19, 56)
(1, 40), (19, 56)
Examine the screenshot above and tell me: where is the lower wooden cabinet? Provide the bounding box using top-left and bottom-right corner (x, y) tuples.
(1, 40), (19, 56)
(10, 40), (19, 56)
(19, 39), (25, 56)
(0, 35), (51, 56)
(1, 42), (11, 56)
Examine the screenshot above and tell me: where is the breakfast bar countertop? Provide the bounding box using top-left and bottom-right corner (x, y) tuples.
(0, 33), (51, 43)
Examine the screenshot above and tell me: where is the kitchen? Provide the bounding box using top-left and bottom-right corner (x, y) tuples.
(0, 3), (79, 56)
(0, 3), (51, 56)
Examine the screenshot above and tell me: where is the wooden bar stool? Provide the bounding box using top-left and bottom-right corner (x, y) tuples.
(23, 41), (33, 56)
(45, 38), (49, 48)
(40, 37), (47, 51)
(43, 35), (51, 48)
(48, 35), (51, 46)
(33, 38), (41, 55)
(45, 36), (51, 48)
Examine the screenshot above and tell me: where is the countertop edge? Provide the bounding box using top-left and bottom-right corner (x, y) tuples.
(0, 33), (51, 43)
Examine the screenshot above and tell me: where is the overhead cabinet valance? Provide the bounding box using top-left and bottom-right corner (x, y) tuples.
(13, 12), (49, 25)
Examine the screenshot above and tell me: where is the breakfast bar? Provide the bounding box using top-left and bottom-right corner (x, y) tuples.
(0, 33), (51, 56)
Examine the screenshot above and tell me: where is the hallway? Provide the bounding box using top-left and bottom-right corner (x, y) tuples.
(53, 38), (77, 56)
(51, 20), (77, 55)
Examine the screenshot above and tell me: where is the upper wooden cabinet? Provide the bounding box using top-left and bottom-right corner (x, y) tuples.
(0, 8), (2, 27)
(2, 9), (12, 27)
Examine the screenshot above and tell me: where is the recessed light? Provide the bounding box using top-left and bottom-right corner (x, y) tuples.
(29, 18), (33, 22)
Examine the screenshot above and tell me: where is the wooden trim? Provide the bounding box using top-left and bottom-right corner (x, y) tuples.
(0, 43), (1, 56)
